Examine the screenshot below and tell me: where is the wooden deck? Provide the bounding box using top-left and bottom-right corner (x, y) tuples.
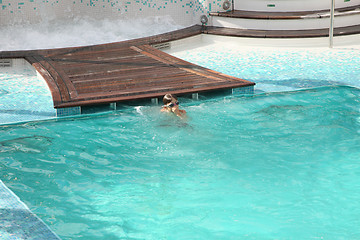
(0, 25), (254, 109)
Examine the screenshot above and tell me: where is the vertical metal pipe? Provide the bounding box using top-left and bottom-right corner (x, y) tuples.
(329, 0), (335, 48)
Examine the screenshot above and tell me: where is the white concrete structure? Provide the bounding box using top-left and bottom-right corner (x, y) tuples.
(234, 0), (360, 12)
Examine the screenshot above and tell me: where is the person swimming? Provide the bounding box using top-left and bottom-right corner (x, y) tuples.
(161, 94), (187, 118)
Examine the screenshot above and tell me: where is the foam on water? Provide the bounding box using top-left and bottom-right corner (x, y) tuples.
(0, 16), (183, 51)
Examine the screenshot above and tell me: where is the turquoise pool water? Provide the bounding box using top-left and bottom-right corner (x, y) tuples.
(1, 86), (360, 239)
(168, 45), (360, 93)
(0, 62), (56, 124)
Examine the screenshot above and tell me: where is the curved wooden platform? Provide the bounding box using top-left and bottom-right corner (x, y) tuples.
(0, 25), (254, 109)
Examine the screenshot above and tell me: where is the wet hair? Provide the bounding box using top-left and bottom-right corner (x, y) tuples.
(163, 94), (177, 105)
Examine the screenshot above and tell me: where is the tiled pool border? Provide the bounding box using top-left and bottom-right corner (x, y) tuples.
(0, 180), (61, 240)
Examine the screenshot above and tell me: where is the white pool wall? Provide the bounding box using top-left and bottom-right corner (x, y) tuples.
(0, 0), (225, 27)
(3, 0), (359, 28)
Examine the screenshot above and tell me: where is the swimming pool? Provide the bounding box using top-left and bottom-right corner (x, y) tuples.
(1, 85), (360, 239)
(1, 32), (360, 239)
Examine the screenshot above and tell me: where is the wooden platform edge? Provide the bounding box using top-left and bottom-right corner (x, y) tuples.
(55, 81), (255, 108)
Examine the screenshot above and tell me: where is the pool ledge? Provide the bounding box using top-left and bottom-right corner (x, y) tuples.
(0, 180), (61, 239)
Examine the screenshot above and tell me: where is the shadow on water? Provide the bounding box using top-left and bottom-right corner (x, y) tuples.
(158, 121), (192, 129)
(0, 135), (53, 153)
(0, 109), (55, 117)
(257, 78), (346, 88)
(256, 105), (306, 116)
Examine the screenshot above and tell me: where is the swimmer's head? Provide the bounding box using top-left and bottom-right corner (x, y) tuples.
(163, 94), (177, 105)
(162, 93), (186, 118)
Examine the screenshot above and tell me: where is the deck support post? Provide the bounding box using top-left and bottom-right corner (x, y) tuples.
(192, 93), (199, 100)
(329, 0), (335, 48)
(232, 88), (239, 94)
(151, 98), (159, 104)
(110, 102), (117, 110)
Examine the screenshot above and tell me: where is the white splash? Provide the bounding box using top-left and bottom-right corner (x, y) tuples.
(0, 16), (184, 51)
(135, 106), (144, 115)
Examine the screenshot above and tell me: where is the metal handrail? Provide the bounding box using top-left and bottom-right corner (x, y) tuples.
(329, 0), (335, 48)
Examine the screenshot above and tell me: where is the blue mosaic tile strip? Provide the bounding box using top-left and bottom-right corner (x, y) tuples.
(0, 180), (61, 240)
(232, 85), (255, 94)
(56, 106), (81, 117)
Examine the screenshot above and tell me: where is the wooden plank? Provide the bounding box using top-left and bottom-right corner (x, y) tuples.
(73, 73), (197, 91)
(68, 65), (157, 81)
(71, 68), (191, 84)
(61, 56), (167, 76)
(53, 54), (150, 69)
(74, 75), (209, 94)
